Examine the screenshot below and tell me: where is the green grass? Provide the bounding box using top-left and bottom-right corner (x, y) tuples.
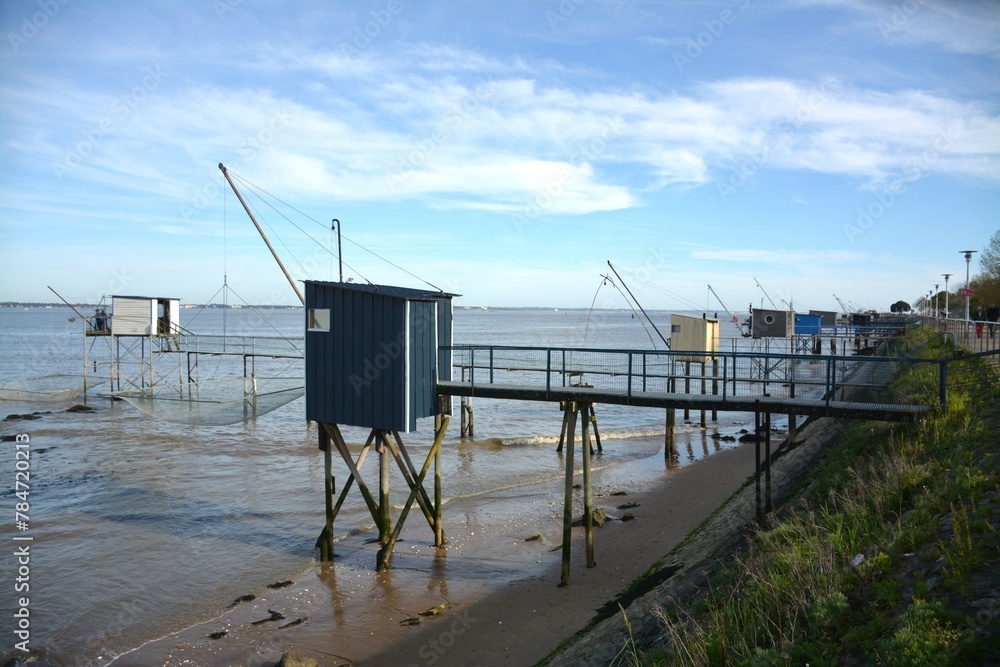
(627, 327), (1000, 666)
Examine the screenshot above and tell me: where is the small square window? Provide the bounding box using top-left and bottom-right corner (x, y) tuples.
(308, 308), (330, 332)
(671, 324), (682, 333)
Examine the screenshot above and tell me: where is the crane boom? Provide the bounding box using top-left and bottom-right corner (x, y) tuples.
(219, 163), (305, 306)
(607, 261), (670, 348)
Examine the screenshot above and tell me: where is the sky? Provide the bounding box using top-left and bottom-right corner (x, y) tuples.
(1, 0), (998, 313)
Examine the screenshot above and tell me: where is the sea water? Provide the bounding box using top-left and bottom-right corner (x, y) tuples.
(0, 306), (761, 665)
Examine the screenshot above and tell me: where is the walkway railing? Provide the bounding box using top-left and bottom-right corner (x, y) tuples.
(445, 343), (936, 409)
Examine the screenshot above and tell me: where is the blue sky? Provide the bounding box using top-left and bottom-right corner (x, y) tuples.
(1, 0), (997, 312)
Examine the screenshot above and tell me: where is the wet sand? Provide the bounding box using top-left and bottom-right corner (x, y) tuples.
(112, 434), (759, 667)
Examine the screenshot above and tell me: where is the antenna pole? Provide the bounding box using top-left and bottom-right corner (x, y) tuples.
(218, 163), (305, 305)
(607, 261), (670, 348)
(333, 219), (343, 282)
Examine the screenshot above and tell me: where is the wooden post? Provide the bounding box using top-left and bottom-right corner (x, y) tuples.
(589, 403), (603, 454)
(712, 358), (719, 422)
(754, 405), (762, 521)
(320, 426), (335, 561)
(665, 407), (677, 461)
(581, 402), (595, 568)
(378, 430), (392, 570)
(788, 382), (797, 448)
(557, 401), (568, 453)
(560, 403), (578, 587)
(434, 413), (445, 547)
(382, 417), (450, 561)
(684, 361), (691, 421)
(765, 411), (772, 514)
(700, 362), (707, 428)
(460, 396), (467, 436)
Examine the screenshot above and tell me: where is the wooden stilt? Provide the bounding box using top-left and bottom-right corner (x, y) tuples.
(700, 362), (707, 428)
(465, 398), (474, 438)
(589, 403), (603, 454)
(684, 361), (691, 421)
(381, 417), (450, 563)
(557, 401), (568, 453)
(330, 432), (375, 526)
(754, 406), (762, 522)
(378, 430), (392, 570)
(387, 431), (439, 533)
(324, 424), (381, 530)
(665, 408), (677, 460)
(581, 402), (595, 568)
(320, 426), (335, 561)
(765, 411), (772, 514)
(460, 396), (467, 436)
(434, 413), (444, 547)
(788, 382), (797, 448)
(560, 403), (578, 587)
(712, 358), (719, 422)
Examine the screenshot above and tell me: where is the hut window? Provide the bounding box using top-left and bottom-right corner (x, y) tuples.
(308, 308), (330, 332)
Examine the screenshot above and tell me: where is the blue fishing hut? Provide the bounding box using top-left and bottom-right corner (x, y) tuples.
(794, 313), (822, 336)
(304, 280), (458, 569)
(304, 281), (455, 433)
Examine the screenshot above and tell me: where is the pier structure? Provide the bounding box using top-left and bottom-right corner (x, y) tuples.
(304, 280), (457, 570)
(78, 295), (304, 424)
(438, 338), (936, 585)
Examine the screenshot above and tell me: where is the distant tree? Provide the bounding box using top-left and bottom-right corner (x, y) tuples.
(890, 300), (911, 313)
(982, 229), (1000, 280)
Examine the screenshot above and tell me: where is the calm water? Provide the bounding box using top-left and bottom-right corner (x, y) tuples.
(0, 306), (760, 665)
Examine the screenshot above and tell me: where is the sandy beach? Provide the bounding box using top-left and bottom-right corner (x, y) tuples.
(111, 432), (764, 667)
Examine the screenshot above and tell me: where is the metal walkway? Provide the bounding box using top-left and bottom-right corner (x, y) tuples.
(437, 344), (935, 421)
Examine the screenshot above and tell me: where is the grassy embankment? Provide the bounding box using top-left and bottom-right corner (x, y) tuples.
(620, 327), (1000, 666)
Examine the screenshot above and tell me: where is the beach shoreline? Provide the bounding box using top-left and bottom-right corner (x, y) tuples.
(110, 430), (763, 666)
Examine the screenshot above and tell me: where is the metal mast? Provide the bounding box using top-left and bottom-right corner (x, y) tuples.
(218, 163), (305, 305)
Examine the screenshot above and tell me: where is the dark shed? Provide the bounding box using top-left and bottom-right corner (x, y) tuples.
(304, 281), (457, 432)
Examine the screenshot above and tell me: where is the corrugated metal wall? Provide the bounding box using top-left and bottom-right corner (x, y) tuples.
(305, 282), (451, 432)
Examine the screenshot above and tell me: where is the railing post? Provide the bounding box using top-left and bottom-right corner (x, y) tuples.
(722, 354), (728, 401)
(627, 352), (633, 398)
(470, 348), (475, 387)
(939, 360), (947, 411)
(546, 349), (552, 394)
(562, 349), (567, 387)
(489, 347), (494, 384)
(642, 353), (647, 392)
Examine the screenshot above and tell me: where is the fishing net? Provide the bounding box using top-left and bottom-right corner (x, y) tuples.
(0, 374), (106, 403)
(115, 376), (304, 426)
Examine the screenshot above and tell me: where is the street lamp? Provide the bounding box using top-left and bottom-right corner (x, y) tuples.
(934, 284), (939, 319)
(942, 273), (952, 319)
(960, 250), (977, 336)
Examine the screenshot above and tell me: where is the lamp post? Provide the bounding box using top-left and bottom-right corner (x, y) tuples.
(960, 250), (977, 338)
(933, 284), (939, 320)
(942, 273), (952, 320)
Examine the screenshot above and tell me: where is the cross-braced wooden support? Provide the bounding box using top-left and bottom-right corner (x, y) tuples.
(557, 401), (602, 455)
(559, 401), (597, 587)
(317, 418), (449, 570)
